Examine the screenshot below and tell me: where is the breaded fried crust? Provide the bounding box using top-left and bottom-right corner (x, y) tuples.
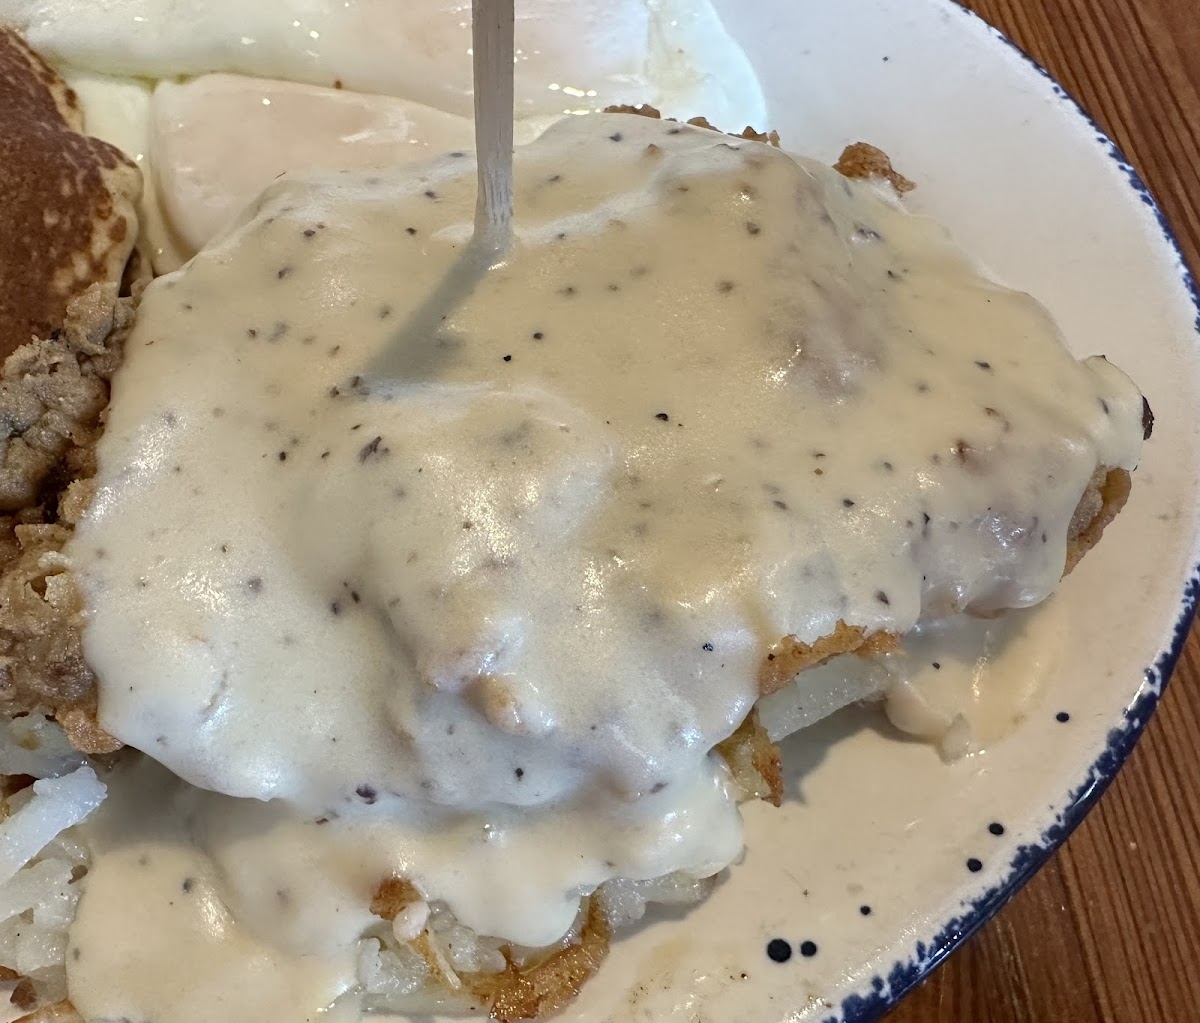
(0, 284), (137, 753)
(716, 709), (784, 806)
(466, 897), (611, 1023)
(0, 28), (140, 359)
(759, 622), (899, 698)
(1064, 467), (1132, 575)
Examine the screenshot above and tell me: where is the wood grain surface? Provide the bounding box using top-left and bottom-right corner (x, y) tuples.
(886, 2), (1200, 1020)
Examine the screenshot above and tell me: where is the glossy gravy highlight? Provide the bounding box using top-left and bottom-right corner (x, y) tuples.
(65, 113), (1144, 1018)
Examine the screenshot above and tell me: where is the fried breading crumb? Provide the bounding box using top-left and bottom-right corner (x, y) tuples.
(602, 104), (781, 147)
(833, 141), (916, 194)
(370, 877), (423, 921)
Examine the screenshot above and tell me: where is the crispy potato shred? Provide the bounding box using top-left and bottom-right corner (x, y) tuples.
(716, 708), (783, 806)
(369, 876), (423, 920)
(1064, 467), (1132, 575)
(714, 623), (900, 808)
(383, 884), (612, 1021)
(14, 1002), (83, 1023)
(464, 895), (611, 1023)
(0, 964), (36, 1015)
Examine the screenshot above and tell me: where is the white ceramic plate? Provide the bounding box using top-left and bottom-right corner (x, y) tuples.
(524, 1), (1200, 1020)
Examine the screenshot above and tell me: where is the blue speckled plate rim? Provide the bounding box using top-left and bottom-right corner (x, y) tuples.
(824, 4), (1200, 1021)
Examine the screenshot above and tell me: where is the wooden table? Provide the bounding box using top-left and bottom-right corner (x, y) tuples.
(886, 2), (1200, 1019)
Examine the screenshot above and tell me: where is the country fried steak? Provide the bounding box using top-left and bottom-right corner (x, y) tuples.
(0, 79), (1150, 1023)
(0, 100), (1144, 774)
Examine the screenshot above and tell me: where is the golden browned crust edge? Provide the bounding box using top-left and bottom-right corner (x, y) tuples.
(464, 896), (611, 1023)
(14, 1002), (83, 1023)
(716, 624), (899, 808)
(1064, 467), (1131, 576)
(602, 103), (781, 147)
(716, 708), (783, 806)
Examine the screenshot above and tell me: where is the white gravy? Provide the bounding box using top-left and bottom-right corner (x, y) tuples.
(63, 112), (1144, 1018)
